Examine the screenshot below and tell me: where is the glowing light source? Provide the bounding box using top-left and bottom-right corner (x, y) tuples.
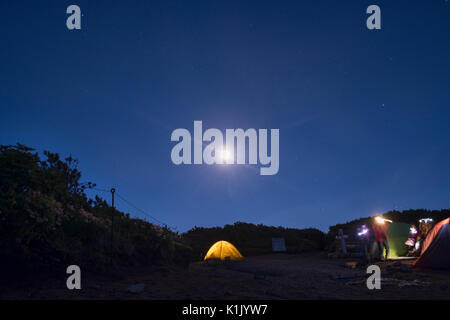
(419, 218), (433, 223)
(358, 225), (369, 236)
(216, 148), (233, 164)
(375, 216), (392, 224)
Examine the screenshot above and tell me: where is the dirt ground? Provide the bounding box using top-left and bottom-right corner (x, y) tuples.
(2, 252), (450, 299)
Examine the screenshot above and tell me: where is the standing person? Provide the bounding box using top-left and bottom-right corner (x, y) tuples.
(357, 224), (371, 264)
(416, 219), (432, 255)
(419, 219), (433, 239)
(405, 224), (419, 256)
(372, 218), (389, 261)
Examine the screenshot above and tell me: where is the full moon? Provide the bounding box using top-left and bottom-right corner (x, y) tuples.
(217, 148), (233, 164)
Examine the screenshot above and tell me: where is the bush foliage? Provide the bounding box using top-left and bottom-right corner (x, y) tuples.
(0, 144), (191, 277)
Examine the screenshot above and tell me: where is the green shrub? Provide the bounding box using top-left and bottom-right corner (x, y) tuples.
(0, 144), (192, 276)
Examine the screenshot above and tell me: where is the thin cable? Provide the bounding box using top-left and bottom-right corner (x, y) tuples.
(90, 187), (170, 228)
(116, 193), (168, 227)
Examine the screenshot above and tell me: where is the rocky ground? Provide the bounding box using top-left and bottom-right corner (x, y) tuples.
(2, 252), (450, 299)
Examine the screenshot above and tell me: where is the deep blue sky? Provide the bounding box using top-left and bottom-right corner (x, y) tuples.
(1, 1), (449, 232)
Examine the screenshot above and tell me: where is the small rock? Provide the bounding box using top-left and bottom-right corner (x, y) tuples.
(345, 261), (358, 269)
(127, 283), (145, 293)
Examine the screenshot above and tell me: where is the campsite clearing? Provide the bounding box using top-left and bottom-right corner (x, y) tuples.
(2, 252), (450, 299)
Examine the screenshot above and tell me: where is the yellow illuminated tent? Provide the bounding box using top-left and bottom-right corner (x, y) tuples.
(204, 240), (243, 261)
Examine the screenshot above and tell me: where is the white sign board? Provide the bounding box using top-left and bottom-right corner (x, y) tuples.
(272, 237), (286, 252)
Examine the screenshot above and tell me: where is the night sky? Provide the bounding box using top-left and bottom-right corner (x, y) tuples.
(1, 1), (449, 232)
